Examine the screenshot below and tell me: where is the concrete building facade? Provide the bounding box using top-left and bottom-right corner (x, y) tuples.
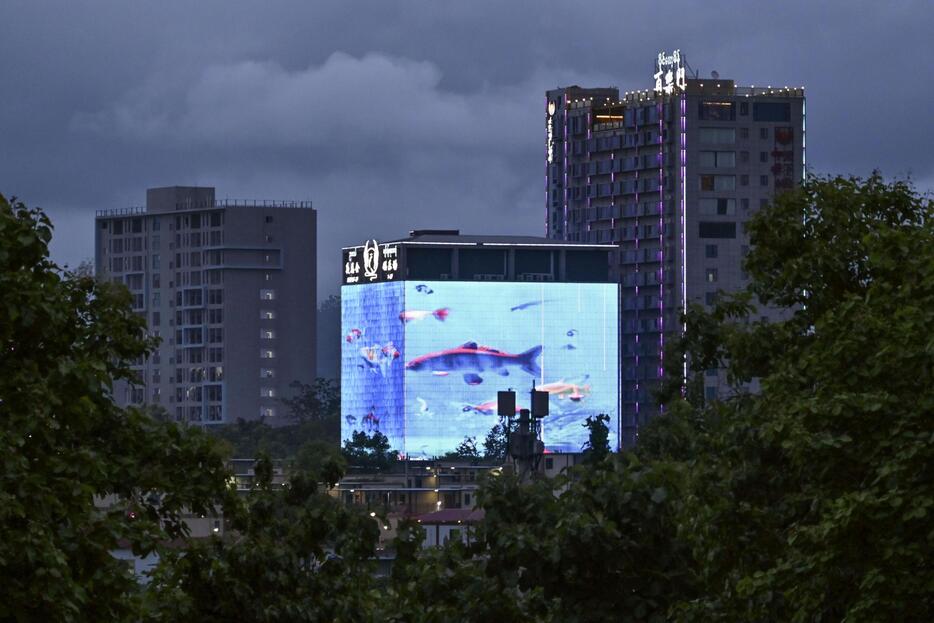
(545, 53), (805, 445)
(95, 186), (316, 424)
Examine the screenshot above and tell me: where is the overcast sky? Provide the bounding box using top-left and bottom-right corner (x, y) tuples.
(2, 1), (932, 300)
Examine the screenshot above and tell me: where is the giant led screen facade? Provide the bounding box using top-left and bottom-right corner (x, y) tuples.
(341, 281), (619, 458)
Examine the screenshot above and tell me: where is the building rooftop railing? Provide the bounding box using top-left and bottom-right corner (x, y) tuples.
(212, 199), (313, 209)
(95, 198), (313, 218)
(95, 206), (146, 217)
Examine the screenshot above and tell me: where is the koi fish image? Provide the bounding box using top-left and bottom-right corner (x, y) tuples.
(359, 341), (400, 376)
(345, 328), (363, 343)
(537, 377), (592, 402)
(462, 401), (525, 415)
(415, 284), (434, 294)
(399, 308), (449, 323)
(405, 341), (542, 384)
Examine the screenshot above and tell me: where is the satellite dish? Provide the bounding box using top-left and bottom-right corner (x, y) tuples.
(711, 70), (720, 79)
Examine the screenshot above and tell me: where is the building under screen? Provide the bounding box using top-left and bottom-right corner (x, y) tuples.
(341, 233), (619, 458)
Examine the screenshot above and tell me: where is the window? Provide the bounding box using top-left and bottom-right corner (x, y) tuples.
(264, 215), (274, 223)
(112, 220), (124, 235)
(209, 366), (223, 382)
(699, 222), (737, 238)
(706, 268), (718, 283)
(152, 218), (160, 231)
(740, 174), (749, 186)
(705, 386), (718, 400)
(705, 244), (718, 258)
(208, 328), (223, 343)
(206, 385), (223, 401)
(260, 407), (276, 418)
(260, 309), (276, 320)
(699, 151), (735, 168)
(699, 127), (735, 144)
(741, 198), (750, 212)
(260, 349), (275, 359)
(759, 151), (768, 163)
(740, 150), (750, 163)
(208, 308), (223, 324)
(260, 368), (275, 379)
(208, 347), (223, 363)
(545, 457), (554, 470)
(208, 270), (222, 285)
(260, 329), (275, 340)
(152, 311), (160, 326)
(207, 405), (223, 421)
(759, 127), (769, 140)
(739, 127), (750, 139)
(739, 101), (749, 116)
(700, 175), (736, 191)
(699, 198), (736, 215)
(208, 289), (223, 305)
(753, 102), (791, 122)
(698, 101), (735, 120)
(760, 175), (769, 186)
(260, 289), (275, 301)
(260, 387), (276, 398)
(210, 212), (222, 227)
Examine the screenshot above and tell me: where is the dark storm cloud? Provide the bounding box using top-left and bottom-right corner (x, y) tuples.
(2, 0), (932, 296)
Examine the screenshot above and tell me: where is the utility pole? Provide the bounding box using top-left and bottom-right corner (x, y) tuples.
(498, 384), (549, 483)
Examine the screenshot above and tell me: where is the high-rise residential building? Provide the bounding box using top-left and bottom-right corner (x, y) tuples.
(95, 186), (316, 424)
(545, 51), (805, 445)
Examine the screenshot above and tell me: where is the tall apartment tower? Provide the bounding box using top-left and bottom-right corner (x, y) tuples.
(95, 186), (317, 424)
(545, 52), (805, 445)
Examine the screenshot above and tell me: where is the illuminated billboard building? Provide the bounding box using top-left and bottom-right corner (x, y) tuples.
(545, 52), (805, 444)
(341, 231), (618, 458)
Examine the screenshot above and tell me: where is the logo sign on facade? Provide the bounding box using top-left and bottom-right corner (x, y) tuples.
(546, 100), (557, 164)
(344, 240), (400, 285)
(654, 50), (687, 95)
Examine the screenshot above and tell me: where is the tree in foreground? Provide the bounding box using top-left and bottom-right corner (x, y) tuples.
(0, 196), (231, 621)
(657, 173), (934, 621)
(143, 456), (380, 623)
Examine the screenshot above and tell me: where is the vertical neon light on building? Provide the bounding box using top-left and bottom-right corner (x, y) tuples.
(801, 93), (807, 182)
(563, 96), (569, 239)
(545, 97), (550, 236)
(679, 94), (688, 385)
(657, 97), (665, 393)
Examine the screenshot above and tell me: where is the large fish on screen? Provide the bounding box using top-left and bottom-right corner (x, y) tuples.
(405, 341), (542, 384)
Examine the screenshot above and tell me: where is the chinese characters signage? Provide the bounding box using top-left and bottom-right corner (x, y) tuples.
(546, 100), (556, 164)
(344, 240), (401, 285)
(654, 50), (687, 95)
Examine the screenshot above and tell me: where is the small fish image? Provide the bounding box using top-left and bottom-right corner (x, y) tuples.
(566, 329), (578, 337)
(538, 376), (592, 402)
(381, 342), (401, 360)
(562, 344), (577, 350)
(344, 414), (357, 426)
(415, 284), (434, 294)
(359, 341), (401, 376)
(345, 328), (363, 343)
(416, 397), (429, 413)
(362, 410), (380, 431)
(406, 341), (542, 383)
(510, 300), (548, 312)
(431, 371), (449, 377)
(399, 308), (449, 323)
(463, 400), (524, 415)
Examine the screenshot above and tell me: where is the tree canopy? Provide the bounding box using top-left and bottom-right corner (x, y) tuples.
(0, 195), (231, 621)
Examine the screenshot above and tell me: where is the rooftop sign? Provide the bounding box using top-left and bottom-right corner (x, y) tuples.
(344, 240), (400, 285)
(654, 50), (687, 95)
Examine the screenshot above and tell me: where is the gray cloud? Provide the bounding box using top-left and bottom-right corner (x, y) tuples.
(2, 0), (933, 299)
